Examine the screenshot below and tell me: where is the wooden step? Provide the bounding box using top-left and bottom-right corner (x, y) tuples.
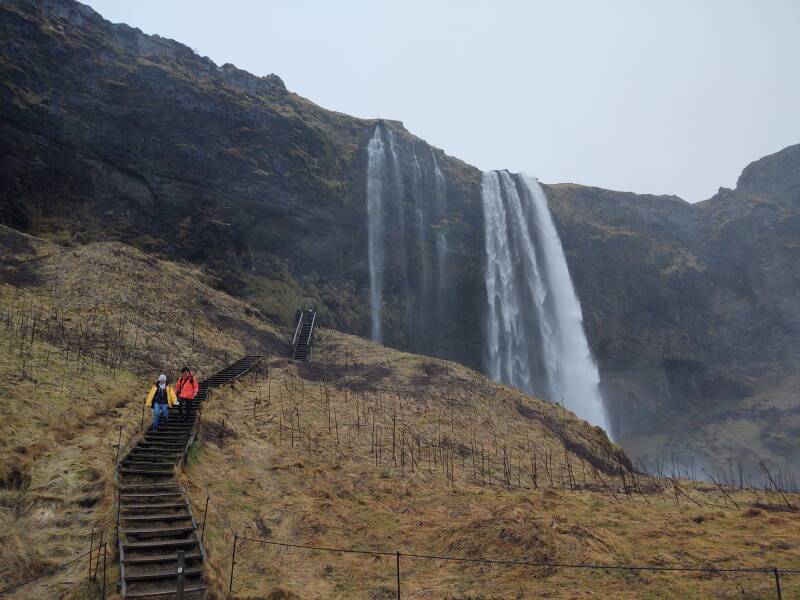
(147, 425), (191, 430)
(125, 455), (181, 462)
(125, 566), (203, 581)
(123, 459), (178, 466)
(123, 539), (198, 550)
(123, 460), (180, 468)
(119, 469), (174, 477)
(135, 441), (187, 448)
(121, 492), (183, 499)
(121, 460), (176, 468)
(144, 434), (188, 440)
(125, 525), (195, 536)
(123, 513), (192, 522)
(119, 483), (180, 492)
(124, 584), (207, 598)
(122, 502), (187, 510)
(123, 551), (202, 564)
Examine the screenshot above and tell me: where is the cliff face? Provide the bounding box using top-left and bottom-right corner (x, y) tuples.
(0, 0), (487, 368)
(547, 146), (800, 468)
(2, 0), (799, 470)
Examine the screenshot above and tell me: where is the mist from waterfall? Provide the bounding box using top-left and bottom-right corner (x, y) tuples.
(366, 123), (456, 355)
(366, 126), (385, 343)
(481, 170), (610, 432)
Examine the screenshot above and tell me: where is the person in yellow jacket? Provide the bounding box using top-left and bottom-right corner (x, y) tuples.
(146, 373), (177, 431)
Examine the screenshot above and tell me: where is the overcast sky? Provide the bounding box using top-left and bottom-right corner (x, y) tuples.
(85, 0), (800, 202)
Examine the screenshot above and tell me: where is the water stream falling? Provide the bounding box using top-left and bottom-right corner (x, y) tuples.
(432, 151), (448, 302)
(364, 129), (608, 431)
(412, 147), (429, 316)
(366, 126), (385, 343)
(482, 170), (610, 432)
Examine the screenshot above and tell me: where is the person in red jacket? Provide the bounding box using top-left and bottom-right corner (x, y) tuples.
(175, 366), (199, 421)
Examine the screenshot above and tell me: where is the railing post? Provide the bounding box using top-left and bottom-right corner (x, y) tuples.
(396, 551), (401, 600)
(94, 530), (104, 578)
(228, 534), (238, 598)
(114, 425), (123, 467)
(176, 550), (185, 599)
(101, 543), (107, 599)
(201, 495), (210, 545)
(88, 529), (94, 581)
(774, 567), (782, 600)
(115, 486), (121, 547)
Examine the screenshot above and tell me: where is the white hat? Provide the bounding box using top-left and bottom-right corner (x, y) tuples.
(158, 374), (167, 383)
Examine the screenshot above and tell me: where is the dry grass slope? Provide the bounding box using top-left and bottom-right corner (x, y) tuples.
(0, 225), (285, 598)
(185, 341), (800, 599)
(2, 225), (799, 599)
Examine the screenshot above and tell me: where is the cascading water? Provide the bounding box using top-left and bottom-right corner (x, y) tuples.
(411, 147), (429, 310)
(366, 126), (385, 343)
(432, 151), (448, 300)
(481, 170), (610, 432)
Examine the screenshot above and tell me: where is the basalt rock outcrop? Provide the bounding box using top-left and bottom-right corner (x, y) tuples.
(1, 0), (799, 471)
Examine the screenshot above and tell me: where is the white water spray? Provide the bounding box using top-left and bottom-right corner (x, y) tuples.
(432, 151), (448, 298)
(366, 126), (385, 343)
(481, 170), (610, 432)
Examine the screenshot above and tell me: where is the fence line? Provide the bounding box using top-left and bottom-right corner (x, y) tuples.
(236, 535), (800, 575)
(222, 534), (798, 599)
(0, 542), (109, 597)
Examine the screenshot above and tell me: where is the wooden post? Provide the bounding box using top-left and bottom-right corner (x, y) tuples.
(774, 567), (782, 600)
(115, 487), (121, 546)
(114, 425), (123, 467)
(201, 495), (210, 545)
(88, 528), (94, 581)
(176, 550), (185, 599)
(228, 534), (238, 598)
(101, 543), (107, 599)
(396, 551), (401, 599)
(94, 530), (104, 578)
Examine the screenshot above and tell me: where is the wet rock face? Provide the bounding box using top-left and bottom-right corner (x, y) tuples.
(2, 0), (800, 467)
(546, 145), (800, 446)
(0, 0), (486, 366)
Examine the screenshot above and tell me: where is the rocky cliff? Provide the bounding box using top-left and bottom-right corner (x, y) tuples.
(0, 0), (488, 366)
(547, 146), (800, 468)
(1, 0), (798, 472)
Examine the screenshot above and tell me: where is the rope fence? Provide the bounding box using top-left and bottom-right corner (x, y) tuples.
(218, 533), (799, 599)
(0, 541), (109, 598)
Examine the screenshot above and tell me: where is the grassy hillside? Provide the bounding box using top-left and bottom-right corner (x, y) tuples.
(0, 225), (283, 597)
(185, 352), (800, 599)
(2, 226), (799, 598)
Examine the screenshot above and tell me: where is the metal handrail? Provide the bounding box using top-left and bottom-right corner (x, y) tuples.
(290, 313), (304, 354)
(307, 312), (317, 360)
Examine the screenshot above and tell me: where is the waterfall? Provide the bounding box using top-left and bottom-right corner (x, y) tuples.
(481, 170), (610, 432)
(366, 126), (385, 343)
(411, 147), (429, 309)
(432, 151), (448, 301)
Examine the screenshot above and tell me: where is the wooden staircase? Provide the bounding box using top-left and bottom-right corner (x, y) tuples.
(116, 355), (263, 599)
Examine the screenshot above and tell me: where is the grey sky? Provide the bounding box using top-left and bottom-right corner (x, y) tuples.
(85, 0), (800, 202)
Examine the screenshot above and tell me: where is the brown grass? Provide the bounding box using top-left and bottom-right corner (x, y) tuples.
(3, 226), (799, 598)
(185, 342), (800, 599)
(0, 226), (288, 597)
